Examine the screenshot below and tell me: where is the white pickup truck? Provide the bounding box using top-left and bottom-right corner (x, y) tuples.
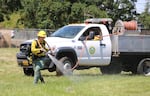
(16, 22), (150, 76)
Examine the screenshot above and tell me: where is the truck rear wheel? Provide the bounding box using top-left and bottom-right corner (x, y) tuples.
(137, 58), (150, 76)
(100, 57), (122, 74)
(23, 68), (34, 76)
(56, 57), (73, 76)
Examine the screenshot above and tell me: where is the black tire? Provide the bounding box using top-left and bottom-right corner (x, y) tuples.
(56, 57), (73, 76)
(23, 68), (34, 76)
(130, 66), (138, 74)
(48, 65), (56, 72)
(137, 58), (150, 76)
(100, 57), (122, 74)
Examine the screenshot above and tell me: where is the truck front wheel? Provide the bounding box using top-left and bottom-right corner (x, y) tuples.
(100, 57), (122, 74)
(23, 68), (34, 76)
(56, 57), (73, 76)
(137, 58), (150, 76)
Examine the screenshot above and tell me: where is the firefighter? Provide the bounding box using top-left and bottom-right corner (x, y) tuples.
(31, 30), (49, 84)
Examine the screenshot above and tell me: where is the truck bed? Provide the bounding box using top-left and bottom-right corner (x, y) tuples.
(111, 34), (150, 53)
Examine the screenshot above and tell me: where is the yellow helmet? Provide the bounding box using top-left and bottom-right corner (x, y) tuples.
(37, 30), (46, 37)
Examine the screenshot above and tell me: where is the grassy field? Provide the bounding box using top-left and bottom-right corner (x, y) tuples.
(0, 48), (150, 96)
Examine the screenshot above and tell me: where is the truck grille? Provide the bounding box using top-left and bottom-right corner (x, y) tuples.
(20, 44), (31, 53)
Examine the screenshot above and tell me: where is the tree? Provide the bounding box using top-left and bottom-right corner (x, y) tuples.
(69, 3), (85, 23)
(17, 0), (137, 29)
(19, 0), (71, 29)
(19, 0), (108, 29)
(0, 0), (22, 22)
(99, 0), (136, 23)
(48, 1), (71, 28)
(138, 2), (150, 29)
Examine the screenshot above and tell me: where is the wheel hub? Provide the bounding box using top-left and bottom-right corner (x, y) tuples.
(64, 63), (71, 70)
(144, 61), (150, 76)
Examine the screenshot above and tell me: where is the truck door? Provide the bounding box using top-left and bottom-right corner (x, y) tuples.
(77, 27), (111, 66)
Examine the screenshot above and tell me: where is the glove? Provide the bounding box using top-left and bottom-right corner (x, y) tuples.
(40, 48), (46, 52)
(45, 51), (50, 57)
(46, 50), (54, 56)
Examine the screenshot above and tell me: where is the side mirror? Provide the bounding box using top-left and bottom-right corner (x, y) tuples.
(79, 36), (86, 41)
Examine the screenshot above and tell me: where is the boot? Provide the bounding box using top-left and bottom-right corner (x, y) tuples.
(40, 77), (45, 83)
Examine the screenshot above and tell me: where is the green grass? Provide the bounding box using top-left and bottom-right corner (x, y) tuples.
(0, 48), (150, 96)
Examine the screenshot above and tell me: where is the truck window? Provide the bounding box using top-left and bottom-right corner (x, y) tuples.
(51, 25), (84, 38)
(79, 27), (102, 41)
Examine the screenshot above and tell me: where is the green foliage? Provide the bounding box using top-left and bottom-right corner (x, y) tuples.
(139, 13), (150, 29)
(19, 0), (71, 29)
(0, 12), (23, 28)
(85, 5), (108, 18)
(138, 2), (150, 29)
(19, 0), (41, 28)
(49, 1), (71, 28)
(1, 0), (148, 29)
(0, 0), (22, 22)
(69, 3), (85, 23)
(18, 0), (109, 29)
(17, 0), (137, 28)
(100, 0), (136, 22)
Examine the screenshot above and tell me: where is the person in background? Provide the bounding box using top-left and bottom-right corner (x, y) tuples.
(31, 30), (49, 84)
(112, 28), (119, 56)
(94, 30), (102, 41)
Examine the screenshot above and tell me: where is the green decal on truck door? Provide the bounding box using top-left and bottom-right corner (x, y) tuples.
(89, 46), (95, 55)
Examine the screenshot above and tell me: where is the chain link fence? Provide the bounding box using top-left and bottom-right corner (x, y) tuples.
(0, 29), (55, 48)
